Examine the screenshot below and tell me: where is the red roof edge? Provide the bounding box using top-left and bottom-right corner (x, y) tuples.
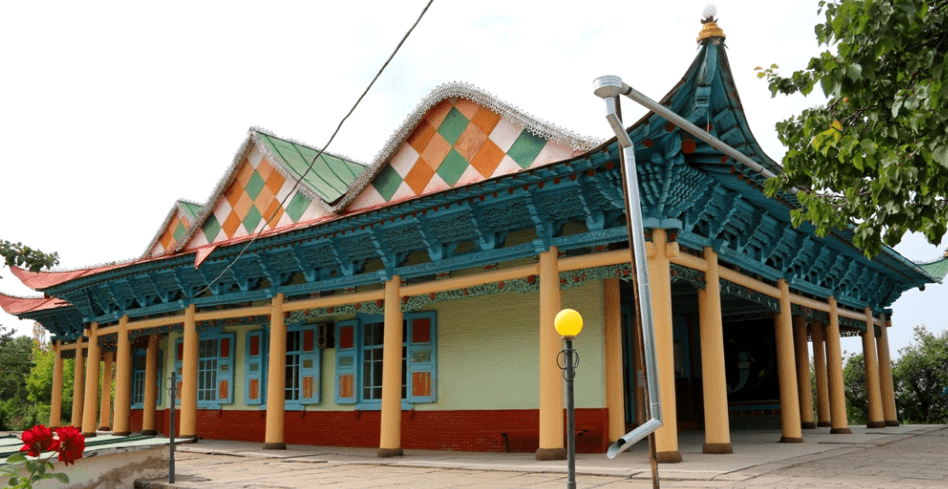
(0, 292), (68, 315)
(9, 261), (132, 291)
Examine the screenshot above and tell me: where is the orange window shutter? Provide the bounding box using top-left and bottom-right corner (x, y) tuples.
(249, 379), (259, 400)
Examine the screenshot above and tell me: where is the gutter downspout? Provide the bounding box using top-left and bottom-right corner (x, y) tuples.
(593, 76), (664, 458)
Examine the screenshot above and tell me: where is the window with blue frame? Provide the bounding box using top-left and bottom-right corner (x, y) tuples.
(174, 328), (235, 408)
(243, 322), (321, 409)
(335, 311), (436, 408)
(131, 350), (162, 409)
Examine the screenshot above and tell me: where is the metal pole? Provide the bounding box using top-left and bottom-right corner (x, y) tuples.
(614, 94), (661, 489)
(593, 77), (664, 458)
(168, 371), (176, 484)
(565, 338), (576, 489)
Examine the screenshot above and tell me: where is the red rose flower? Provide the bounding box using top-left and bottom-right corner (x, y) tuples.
(53, 426), (85, 466)
(19, 424), (54, 457)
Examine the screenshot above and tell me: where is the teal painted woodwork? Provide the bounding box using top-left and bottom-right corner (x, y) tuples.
(23, 35), (937, 342)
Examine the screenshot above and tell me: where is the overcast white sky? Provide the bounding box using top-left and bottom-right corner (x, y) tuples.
(1, 1), (944, 357)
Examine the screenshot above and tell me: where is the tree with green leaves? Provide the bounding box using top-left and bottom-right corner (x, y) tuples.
(0, 240), (58, 276)
(26, 340), (74, 427)
(0, 327), (40, 430)
(893, 325), (948, 423)
(841, 351), (869, 424)
(760, 0), (948, 256)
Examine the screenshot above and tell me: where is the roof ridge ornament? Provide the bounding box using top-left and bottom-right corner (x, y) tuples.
(697, 4), (725, 43)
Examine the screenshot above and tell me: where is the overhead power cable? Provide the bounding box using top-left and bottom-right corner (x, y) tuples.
(195, 0), (434, 297)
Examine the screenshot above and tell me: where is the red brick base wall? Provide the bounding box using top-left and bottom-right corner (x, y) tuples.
(141, 407), (609, 453)
(128, 409), (166, 434)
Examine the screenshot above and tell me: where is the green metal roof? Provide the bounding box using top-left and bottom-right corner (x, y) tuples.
(179, 201), (202, 218)
(917, 256), (948, 281)
(256, 132), (365, 203)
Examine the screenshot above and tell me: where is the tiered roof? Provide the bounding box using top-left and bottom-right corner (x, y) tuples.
(1, 15), (940, 341)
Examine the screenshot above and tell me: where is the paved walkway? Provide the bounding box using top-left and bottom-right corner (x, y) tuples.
(135, 424), (948, 488)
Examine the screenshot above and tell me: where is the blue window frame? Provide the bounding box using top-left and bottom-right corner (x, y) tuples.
(335, 311), (437, 409)
(131, 350), (162, 409)
(174, 328), (235, 409)
(243, 322), (321, 410)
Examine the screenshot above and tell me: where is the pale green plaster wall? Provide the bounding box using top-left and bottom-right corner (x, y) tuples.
(159, 321), (348, 412)
(155, 279), (608, 413)
(415, 279), (606, 411)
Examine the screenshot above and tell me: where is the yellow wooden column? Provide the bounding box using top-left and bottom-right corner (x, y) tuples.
(536, 247), (565, 461)
(648, 229), (681, 462)
(877, 315), (899, 426)
(264, 293), (287, 449)
(71, 336), (85, 428)
(811, 323), (832, 428)
(98, 352), (113, 431)
(50, 341), (64, 428)
(180, 305), (198, 439)
(81, 322), (101, 437)
(697, 247), (731, 454)
(793, 316), (815, 429)
(825, 297), (851, 434)
(379, 277), (404, 457)
(112, 316), (132, 436)
(603, 278), (625, 444)
(862, 308), (885, 428)
(774, 280), (803, 443)
(142, 335), (160, 435)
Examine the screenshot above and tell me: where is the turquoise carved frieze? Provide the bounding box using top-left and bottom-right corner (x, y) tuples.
(719, 279), (780, 313)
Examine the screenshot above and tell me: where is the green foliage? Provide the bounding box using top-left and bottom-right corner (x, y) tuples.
(836, 326), (948, 425)
(842, 351), (869, 424)
(25, 342), (73, 427)
(0, 240), (58, 276)
(893, 326), (948, 423)
(0, 329), (36, 430)
(1, 453), (70, 489)
(760, 0), (948, 256)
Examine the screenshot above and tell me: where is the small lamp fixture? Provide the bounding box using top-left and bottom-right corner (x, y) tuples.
(697, 4), (726, 43)
(555, 308), (583, 489)
(554, 308), (584, 338)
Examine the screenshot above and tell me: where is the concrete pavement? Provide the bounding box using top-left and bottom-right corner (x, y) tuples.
(135, 424), (948, 488)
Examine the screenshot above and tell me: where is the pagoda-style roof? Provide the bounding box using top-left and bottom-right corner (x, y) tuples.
(0, 293), (64, 315)
(916, 254), (948, 281)
(6, 17), (938, 338)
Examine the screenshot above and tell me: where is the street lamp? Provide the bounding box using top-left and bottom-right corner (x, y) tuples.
(555, 308), (583, 489)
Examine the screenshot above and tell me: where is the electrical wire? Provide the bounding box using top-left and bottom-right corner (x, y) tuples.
(195, 0), (434, 297)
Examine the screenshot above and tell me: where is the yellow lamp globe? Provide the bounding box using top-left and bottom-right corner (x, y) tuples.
(554, 309), (584, 338)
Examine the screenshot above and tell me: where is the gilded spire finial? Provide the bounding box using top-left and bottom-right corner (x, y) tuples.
(697, 4), (726, 43)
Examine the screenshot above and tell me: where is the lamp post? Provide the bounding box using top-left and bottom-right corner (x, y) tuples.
(555, 308), (583, 489)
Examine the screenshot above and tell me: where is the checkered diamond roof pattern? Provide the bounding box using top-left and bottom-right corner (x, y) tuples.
(155, 128), (367, 254)
(348, 97), (580, 211)
(184, 135), (352, 249)
(145, 200), (203, 257)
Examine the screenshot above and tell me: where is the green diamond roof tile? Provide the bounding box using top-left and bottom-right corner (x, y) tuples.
(437, 149), (469, 186)
(242, 205), (263, 233)
(172, 222), (187, 241)
(202, 215), (221, 242)
(286, 192), (311, 223)
(372, 165), (403, 202)
(256, 133), (365, 203)
(437, 108), (469, 145)
(508, 130), (546, 168)
(245, 171), (265, 200)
